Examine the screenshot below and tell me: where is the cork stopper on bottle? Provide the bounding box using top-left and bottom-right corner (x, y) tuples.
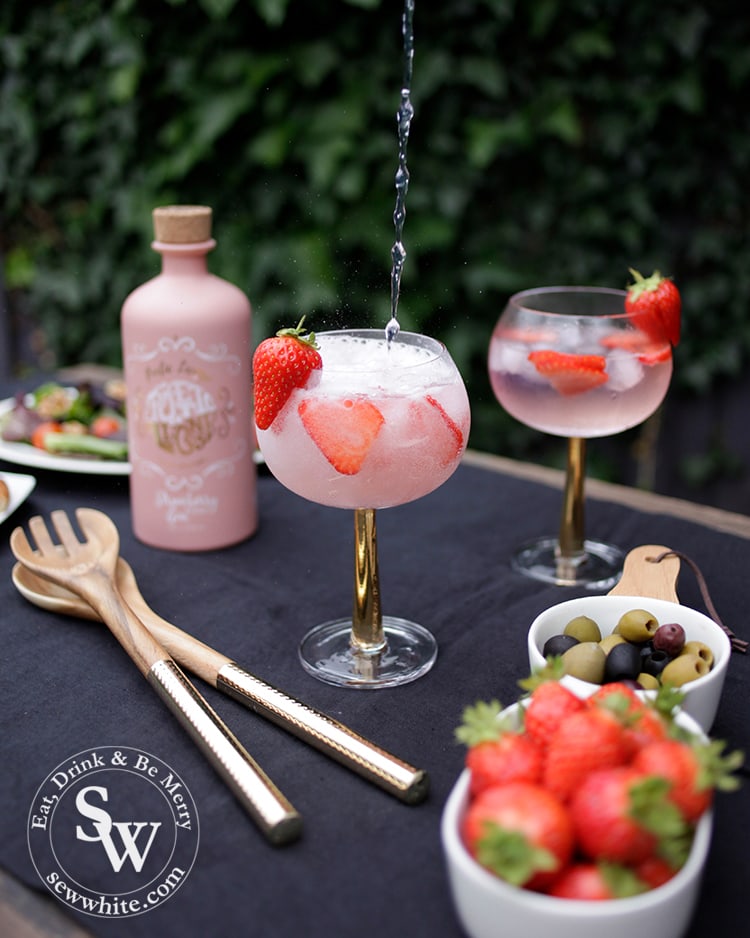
(152, 205), (213, 243)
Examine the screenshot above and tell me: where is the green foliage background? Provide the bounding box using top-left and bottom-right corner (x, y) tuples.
(2, 0), (749, 503)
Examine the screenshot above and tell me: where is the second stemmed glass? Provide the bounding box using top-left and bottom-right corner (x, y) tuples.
(257, 328), (471, 688)
(488, 286), (673, 588)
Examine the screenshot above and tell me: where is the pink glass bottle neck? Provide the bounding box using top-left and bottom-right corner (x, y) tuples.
(152, 238), (216, 273)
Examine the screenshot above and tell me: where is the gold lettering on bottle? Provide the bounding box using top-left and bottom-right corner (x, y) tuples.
(144, 380), (234, 456)
(145, 361), (173, 381)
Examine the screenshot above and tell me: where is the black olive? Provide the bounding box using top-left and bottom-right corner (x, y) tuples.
(642, 650), (671, 677)
(542, 634), (579, 658)
(604, 641), (642, 683)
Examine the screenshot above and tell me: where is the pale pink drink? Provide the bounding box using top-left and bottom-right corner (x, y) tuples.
(487, 286), (673, 588)
(488, 307), (672, 439)
(258, 330), (470, 509)
(257, 328), (471, 688)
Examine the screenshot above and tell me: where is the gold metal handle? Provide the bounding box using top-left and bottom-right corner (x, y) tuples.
(217, 662), (429, 804)
(148, 660), (302, 845)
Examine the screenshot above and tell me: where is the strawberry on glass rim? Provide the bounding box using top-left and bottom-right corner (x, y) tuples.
(252, 317), (322, 430)
(625, 269), (681, 347)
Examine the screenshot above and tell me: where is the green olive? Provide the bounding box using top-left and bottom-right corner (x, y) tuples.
(682, 640), (714, 669)
(661, 654), (711, 687)
(636, 671), (660, 691)
(562, 642), (606, 684)
(615, 609), (659, 643)
(599, 633), (627, 654)
(563, 615), (602, 644)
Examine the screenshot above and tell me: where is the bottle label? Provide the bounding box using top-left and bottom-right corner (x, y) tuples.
(145, 380), (231, 456)
(127, 336), (251, 532)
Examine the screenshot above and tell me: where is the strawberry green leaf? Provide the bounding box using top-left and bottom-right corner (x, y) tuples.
(476, 822), (557, 887)
(455, 700), (508, 746)
(517, 655), (566, 694)
(599, 861), (649, 898)
(275, 315), (319, 349)
(628, 775), (693, 869)
(693, 738), (744, 793)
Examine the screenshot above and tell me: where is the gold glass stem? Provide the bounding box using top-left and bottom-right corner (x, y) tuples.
(351, 508), (386, 653)
(557, 436), (586, 560)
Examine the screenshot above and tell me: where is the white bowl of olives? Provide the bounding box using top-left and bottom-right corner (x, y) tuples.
(527, 594), (730, 731)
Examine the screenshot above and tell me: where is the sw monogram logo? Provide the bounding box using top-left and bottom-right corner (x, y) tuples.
(27, 746), (200, 918)
(75, 786), (162, 873)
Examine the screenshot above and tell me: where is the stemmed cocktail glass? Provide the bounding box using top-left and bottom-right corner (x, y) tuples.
(488, 286), (673, 588)
(257, 328), (470, 688)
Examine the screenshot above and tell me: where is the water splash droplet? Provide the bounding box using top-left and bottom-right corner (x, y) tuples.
(385, 317), (400, 345)
(386, 0), (415, 347)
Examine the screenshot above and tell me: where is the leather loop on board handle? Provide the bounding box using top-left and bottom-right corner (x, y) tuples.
(607, 544), (680, 603)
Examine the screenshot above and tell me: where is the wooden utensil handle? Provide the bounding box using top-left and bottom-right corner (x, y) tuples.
(85, 579), (171, 676)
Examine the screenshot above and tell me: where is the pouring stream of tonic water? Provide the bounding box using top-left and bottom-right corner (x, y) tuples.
(385, 0), (415, 347)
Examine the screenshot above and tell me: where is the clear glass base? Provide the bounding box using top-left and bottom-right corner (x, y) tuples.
(511, 536), (624, 589)
(298, 616), (438, 689)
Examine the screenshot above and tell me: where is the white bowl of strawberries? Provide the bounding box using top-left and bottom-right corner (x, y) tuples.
(441, 682), (741, 938)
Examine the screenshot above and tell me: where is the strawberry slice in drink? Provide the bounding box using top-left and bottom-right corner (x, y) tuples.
(494, 326), (558, 345)
(408, 394), (465, 468)
(636, 345), (671, 365)
(598, 330), (653, 353)
(599, 330), (671, 366)
(299, 397), (385, 475)
(528, 349), (608, 396)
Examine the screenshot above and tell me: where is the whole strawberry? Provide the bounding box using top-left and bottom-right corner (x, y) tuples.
(625, 269), (681, 346)
(586, 682), (670, 756)
(543, 707), (629, 802)
(634, 855), (679, 890)
(455, 700), (543, 797)
(570, 766), (688, 866)
(462, 781), (574, 890)
(253, 318), (322, 430)
(548, 861), (648, 900)
(632, 737), (743, 823)
(521, 678), (586, 750)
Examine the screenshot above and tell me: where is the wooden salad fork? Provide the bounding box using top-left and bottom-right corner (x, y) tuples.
(10, 508), (302, 846)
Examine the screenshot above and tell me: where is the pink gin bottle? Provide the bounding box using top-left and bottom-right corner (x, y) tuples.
(121, 205), (258, 550)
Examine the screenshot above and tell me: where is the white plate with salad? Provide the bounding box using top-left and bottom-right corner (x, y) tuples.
(0, 380), (131, 476)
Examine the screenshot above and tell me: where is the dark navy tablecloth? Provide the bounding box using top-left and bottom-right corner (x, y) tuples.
(1, 455), (748, 937)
